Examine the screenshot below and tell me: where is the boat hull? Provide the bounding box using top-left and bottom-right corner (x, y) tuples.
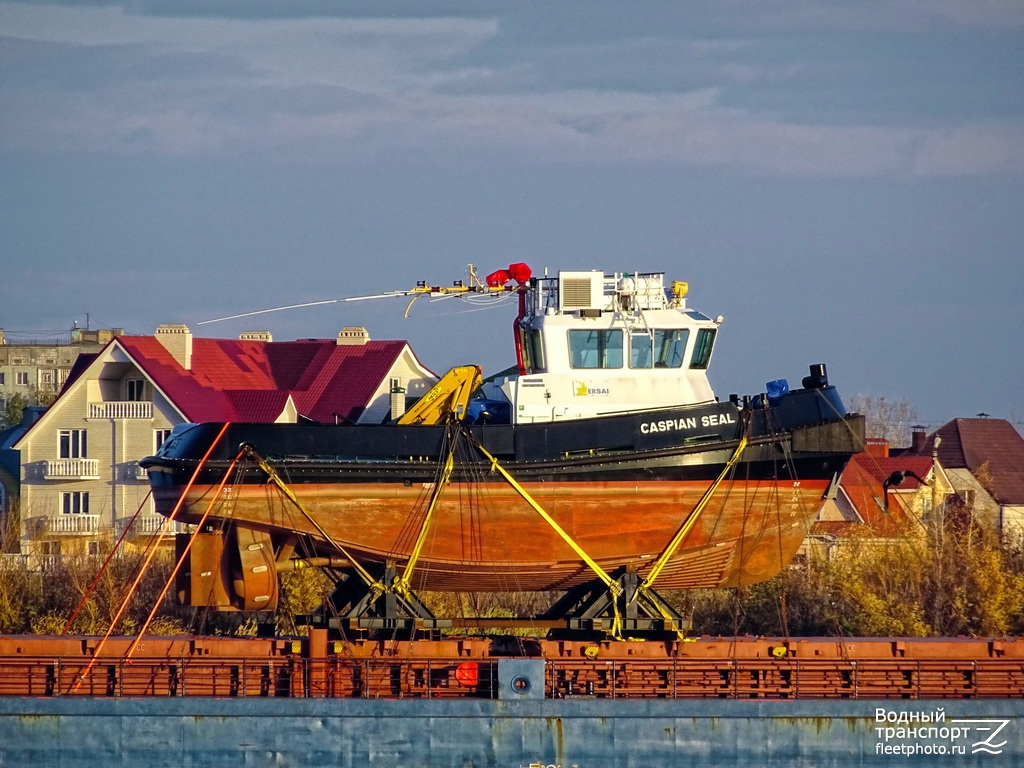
(144, 395), (863, 595)
(152, 474), (832, 592)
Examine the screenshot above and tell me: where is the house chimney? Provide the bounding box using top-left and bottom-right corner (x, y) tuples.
(239, 331), (273, 342)
(155, 324), (193, 369)
(911, 427), (928, 454)
(337, 327), (370, 346)
(865, 437), (890, 458)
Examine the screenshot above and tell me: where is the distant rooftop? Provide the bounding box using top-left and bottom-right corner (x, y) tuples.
(0, 327), (124, 346)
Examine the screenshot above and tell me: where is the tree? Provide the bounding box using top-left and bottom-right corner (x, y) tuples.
(848, 394), (920, 447)
(684, 503), (1024, 639)
(1, 393), (28, 429)
(1, 388), (55, 429)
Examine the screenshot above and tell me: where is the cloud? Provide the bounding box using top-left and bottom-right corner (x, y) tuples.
(2, 1), (1021, 177)
(718, 0), (1024, 33)
(0, 3), (499, 90)
(912, 123), (1024, 175)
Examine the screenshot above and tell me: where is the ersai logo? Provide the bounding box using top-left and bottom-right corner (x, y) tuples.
(573, 381), (609, 397)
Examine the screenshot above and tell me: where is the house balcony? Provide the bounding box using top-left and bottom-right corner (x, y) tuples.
(44, 458), (100, 480)
(89, 401), (153, 420)
(116, 514), (192, 538)
(30, 514), (101, 536)
(0, 554), (30, 571)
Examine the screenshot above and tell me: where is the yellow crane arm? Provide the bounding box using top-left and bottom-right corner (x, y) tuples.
(397, 365), (483, 425)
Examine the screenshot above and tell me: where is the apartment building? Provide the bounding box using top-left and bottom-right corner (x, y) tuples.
(0, 326), (123, 419)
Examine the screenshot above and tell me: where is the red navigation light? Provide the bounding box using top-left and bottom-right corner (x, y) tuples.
(485, 269), (511, 287)
(507, 263), (532, 284)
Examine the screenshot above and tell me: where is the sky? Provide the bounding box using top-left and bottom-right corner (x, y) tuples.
(1, 1), (1022, 430)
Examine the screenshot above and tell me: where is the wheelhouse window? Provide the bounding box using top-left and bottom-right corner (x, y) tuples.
(59, 429), (87, 459)
(518, 328), (546, 373)
(631, 330), (690, 368)
(630, 333), (652, 368)
(125, 378), (145, 401)
(61, 491), (89, 515)
(569, 330), (622, 369)
(690, 328), (717, 370)
(528, 329), (545, 371)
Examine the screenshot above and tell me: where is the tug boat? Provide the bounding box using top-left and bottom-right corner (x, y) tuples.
(142, 267), (863, 615)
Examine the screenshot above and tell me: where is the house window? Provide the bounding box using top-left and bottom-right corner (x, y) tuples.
(155, 429), (172, 452)
(40, 540), (61, 557)
(59, 429), (88, 459)
(0, 372), (5, 385)
(16, 371), (29, 386)
(61, 491), (90, 515)
(125, 379), (145, 401)
(40, 370), (54, 391)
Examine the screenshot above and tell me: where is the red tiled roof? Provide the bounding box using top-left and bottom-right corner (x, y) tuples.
(114, 336), (409, 424)
(824, 453), (934, 538)
(223, 390), (292, 423)
(852, 454), (933, 489)
(810, 520), (867, 537)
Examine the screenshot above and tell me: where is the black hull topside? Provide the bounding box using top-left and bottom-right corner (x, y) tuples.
(143, 385), (865, 486)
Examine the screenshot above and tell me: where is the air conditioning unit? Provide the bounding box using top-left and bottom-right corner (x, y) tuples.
(558, 271), (604, 314)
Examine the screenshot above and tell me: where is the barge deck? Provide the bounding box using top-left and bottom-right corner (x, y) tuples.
(3, 634), (1023, 700)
